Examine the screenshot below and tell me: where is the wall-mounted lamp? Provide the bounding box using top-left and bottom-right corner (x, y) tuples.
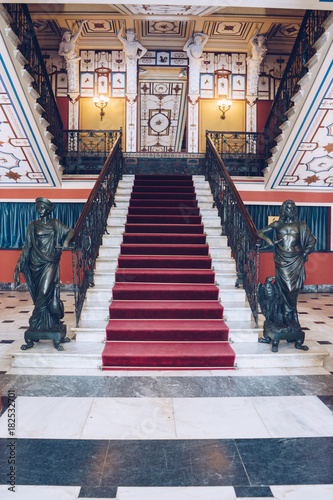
(93, 94), (109, 121)
(217, 96), (232, 120)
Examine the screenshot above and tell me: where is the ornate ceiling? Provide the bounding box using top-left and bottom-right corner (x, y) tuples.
(28, 3), (305, 53)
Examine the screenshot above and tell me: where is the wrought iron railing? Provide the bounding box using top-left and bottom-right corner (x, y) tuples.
(207, 131), (269, 176)
(206, 135), (260, 326)
(62, 130), (121, 175)
(70, 132), (122, 326)
(264, 9), (331, 157)
(2, 3), (64, 154)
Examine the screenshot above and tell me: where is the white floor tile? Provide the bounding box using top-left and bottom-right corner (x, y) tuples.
(0, 485), (80, 500)
(116, 486), (236, 500)
(0, 397), (94, 439)
(173, 397), (271, 439)
(252, 395), (333, 438)
(271, 484), (333, 500)
(81, 397), (176, 440)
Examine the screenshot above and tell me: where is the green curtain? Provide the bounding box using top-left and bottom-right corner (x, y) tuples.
(245, 204), (328, 251)
(0, 202), (84, 249)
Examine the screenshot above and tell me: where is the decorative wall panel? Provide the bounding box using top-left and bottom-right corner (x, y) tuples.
(0, 74), (47, 184)
(138, 75), (187, 153)
(279, 78), (333, 188)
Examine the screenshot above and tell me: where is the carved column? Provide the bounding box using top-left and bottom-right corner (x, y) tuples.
(125, 61), (138, 152)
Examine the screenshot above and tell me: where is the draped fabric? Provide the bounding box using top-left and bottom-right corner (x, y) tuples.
(245, 204), (328, 251)
(0, 203), (84, 249)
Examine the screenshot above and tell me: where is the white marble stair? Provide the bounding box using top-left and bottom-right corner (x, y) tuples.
(73, 175), (134, 343)
(9, 174), (330, 370)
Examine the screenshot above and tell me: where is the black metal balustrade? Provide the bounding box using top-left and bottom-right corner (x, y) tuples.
(3, 3), (63, 155)
(264, 9), (331, 157)
(62, 130), (121, 175)
(207, 131), (269, 177)
(70, 133), (122, 326)
(206, 135), (260, 326)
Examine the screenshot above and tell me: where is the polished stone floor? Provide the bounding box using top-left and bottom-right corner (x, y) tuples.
(0, 291), (333, 499)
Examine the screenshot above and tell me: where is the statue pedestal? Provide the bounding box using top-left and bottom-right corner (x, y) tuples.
(21, 324), (70, 351)
(259, 322), (309, 353)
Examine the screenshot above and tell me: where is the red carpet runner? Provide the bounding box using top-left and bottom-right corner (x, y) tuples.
(102, 175), (236, 369)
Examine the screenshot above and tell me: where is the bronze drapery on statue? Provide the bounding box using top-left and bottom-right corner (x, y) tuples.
(14, 198), (74, 350)
(257, 200), (316, 352)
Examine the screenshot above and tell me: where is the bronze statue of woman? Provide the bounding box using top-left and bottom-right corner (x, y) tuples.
(257, 200), (316, 326)
(14, 198), (74, 350)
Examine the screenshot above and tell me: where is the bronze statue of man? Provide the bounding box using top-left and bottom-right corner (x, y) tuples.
(257, 200), (316, 327)
(14, 198), (74, 350)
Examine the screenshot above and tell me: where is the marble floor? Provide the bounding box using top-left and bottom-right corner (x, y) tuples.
(0, 290), (333, 499)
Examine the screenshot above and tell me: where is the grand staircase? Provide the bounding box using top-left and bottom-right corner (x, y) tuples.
(10, 173), (329, 371)
(101, 175), (235, 369)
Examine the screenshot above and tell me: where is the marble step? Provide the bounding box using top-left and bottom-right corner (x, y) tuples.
(214, 271), (238, 286)
(106, 216), (127, 226)
(206, 236), (228, 247)
(204, 227), (223, 236)
(84, 283), (246, 305)
(222, 302), (252, 322)
(233, 340), (329, 369)
(80, 299), (250, 322)
(94, 271), (116, 285)
(9, 338), (329, 370)
(102, 234), (123, 247)
(212, 258), (236, 272)
(209, 247), (231, 259)
(10, 341), (104, 369)
(95, 258), (118, 271)
(227, 319), (262, 343)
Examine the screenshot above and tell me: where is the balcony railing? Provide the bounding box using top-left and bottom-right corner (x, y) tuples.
(70, 132), (122, 326)
(3, 3), (63, 154)
(264, 9), (331, 157)
(206, 135), (260, 326)
(207, 131), (268, 177)
(62, 130), (121, 175)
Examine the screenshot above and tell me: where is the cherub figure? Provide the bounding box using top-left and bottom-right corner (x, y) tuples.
(117, 22), (147, 66)
(58, 20), (88, 63)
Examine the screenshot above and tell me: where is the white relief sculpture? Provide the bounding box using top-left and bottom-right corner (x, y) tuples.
(59, 20), (87, 94)
(246, 29), (267, 105)
(183, 32), (209, 95)
(118, 22), (147, 152)
(117, 22), (147, 67)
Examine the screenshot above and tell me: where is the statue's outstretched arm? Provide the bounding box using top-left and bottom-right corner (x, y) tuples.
(72, 20), (87, 43)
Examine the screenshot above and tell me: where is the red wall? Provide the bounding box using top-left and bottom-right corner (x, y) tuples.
(259, 252), (333, 285)
(257, 100), (273, 133)
(1, 249), (74, 284)
(2, 248), (332, 286)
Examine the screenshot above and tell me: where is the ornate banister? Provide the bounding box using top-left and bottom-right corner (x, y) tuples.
(206, 135), (260, 326)
(264, 9), (331, 158)
(2, 3), (64, 155)
(70, 132), (123, 326)
(207, 131), (269, 176)
(62, 130), (121, 174)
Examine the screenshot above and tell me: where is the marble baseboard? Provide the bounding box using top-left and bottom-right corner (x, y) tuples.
(0, 283), (74, 291)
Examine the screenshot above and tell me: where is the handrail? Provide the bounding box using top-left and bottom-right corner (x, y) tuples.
(2, 3), (64, 154)
(206, 135), (260, 326)
(264, 9), (331, 157)
(62, 129), (121, 174)
(207, 136), (258, 239)
(207, 130), (268, 176)
(70, 132), (123, 326)
(72, 134), (122, 241)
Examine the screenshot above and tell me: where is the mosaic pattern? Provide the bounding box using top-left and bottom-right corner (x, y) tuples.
(204, 21), (254, 40)
(0, 74), (47, 185)
(280, 77), (333, 188)
(139, 77), (187, 153)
